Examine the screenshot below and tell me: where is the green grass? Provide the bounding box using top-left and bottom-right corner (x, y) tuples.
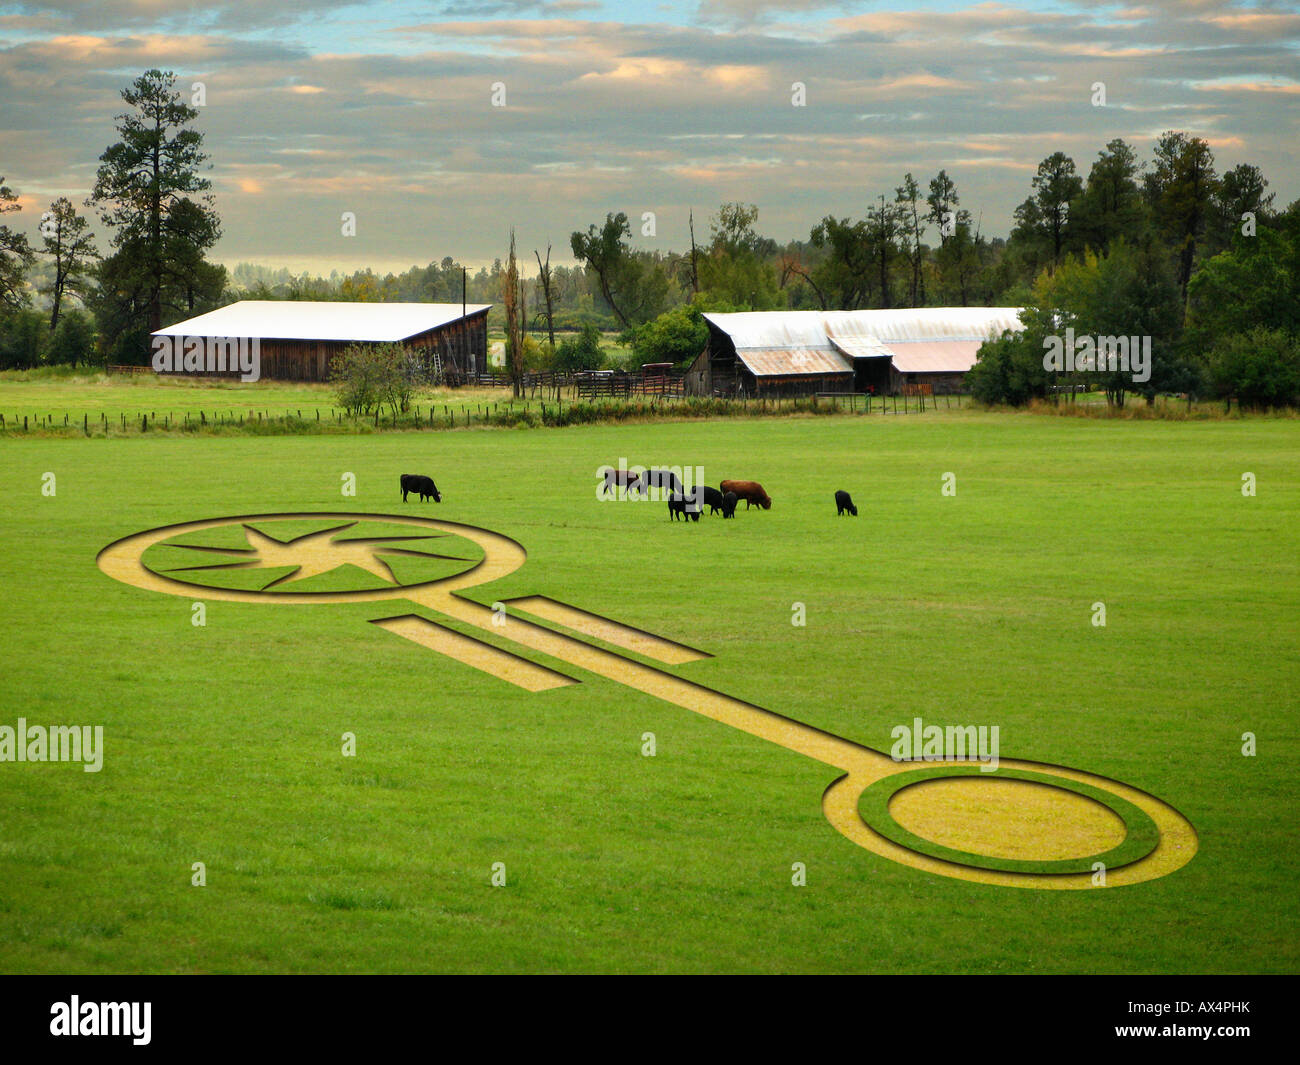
(0, 412), (1296, 973)
(0, 368), (519, 426)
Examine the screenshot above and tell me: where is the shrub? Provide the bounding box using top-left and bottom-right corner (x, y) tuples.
(47, 310), (97, 367)
(329, 342), (429, 417)
(553, 323), (604, 372)
(1207, 328), (1300, 410)
(622, 301), (710, 370)
(0, 309), (48, 370)
(968, 327), (1051, 407)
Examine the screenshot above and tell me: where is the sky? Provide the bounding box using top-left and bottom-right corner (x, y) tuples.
(1, 0), (1297, 275)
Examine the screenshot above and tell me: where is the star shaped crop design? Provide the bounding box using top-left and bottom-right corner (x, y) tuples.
(152, 521), (475, 592)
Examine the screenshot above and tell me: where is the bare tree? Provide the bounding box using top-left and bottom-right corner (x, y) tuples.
(687, 208), (700, 294)
(895, 174), (926, 307)
(534, 244), (555, 349)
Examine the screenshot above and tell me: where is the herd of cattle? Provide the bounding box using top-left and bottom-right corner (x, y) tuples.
(600, 466), (862, 522)
(603, 468), (770, 520)
(401, 469), (858, 521)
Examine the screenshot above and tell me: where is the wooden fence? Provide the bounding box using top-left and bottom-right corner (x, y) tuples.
(815, 391), (970, 413)
(469, 369), (686, 400)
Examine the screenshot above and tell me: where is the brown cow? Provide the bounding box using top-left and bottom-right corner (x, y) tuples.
(720, 479), (771, 510)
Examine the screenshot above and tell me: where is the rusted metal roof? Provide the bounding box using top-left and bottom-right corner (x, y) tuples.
(825, 335), (892, 360)
(154, 301), (492, 342)
(733, 347), (851, 377)
(884, 341), (986, 373)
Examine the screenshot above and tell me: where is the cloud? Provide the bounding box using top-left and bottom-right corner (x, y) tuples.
(424, 0), (601, 14)
(1191, 79), (1300, 95)
(0, 1), (1294, 270)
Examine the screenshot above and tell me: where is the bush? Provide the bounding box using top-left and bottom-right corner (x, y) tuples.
(553, 323), (604, 372)
(1207, 328), (1300, 410)
(967, 327), (1051, 406)
(0, 309), (48, 370)
(622, 301), (710, 369)
(521, 335), (551, 372)
(48, 310), (97, 367)
(329, 342), (430, 417)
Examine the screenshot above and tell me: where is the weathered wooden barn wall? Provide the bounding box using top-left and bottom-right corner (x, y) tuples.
(684, 349), (711, 395)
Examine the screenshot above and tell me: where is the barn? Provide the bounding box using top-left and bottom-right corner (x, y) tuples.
(151, 300), (492, 382)
(687, 307), (1023, 397)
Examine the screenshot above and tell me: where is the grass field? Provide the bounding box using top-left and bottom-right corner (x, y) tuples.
(0, 369), (510, 428)
(1, 409), (1297, 973)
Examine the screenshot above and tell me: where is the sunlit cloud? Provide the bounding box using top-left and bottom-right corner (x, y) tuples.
(0, 0), (1293, 272)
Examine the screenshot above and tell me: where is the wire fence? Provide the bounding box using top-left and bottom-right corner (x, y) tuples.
(0, 389), (962, 437)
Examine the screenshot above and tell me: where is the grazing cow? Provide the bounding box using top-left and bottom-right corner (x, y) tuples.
(720, 491), (738, 519)
(720, 479), (771, 510)
(699, 485), (724, 515)
(668, 493), (701, 522)
(835, 489), (858, 517)
(642, 467), (686, 498)
(400, 474), (441, 503)
(602, 467), (646, 499)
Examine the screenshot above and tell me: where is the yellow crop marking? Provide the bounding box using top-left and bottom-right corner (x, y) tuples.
(370, 614), (577, 693)
(889, 777), (1127, 861)
(505, 595), (709, 665)
(99, 513), (1200, 889)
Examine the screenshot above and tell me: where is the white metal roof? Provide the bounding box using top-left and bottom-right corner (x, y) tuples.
(705, 307), (1022, 376)
(703, 310), (835, 352)
(884, 341), (986, 373)
(152, 300), (492, 342)
(824, 307), (1023, 344)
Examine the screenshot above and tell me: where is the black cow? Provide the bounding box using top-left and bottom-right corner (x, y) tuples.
(835, 489), (858, 517)
(401, 474), (441, 503)
(668, 493), (701, 522)
(602, 467), (646, 499)
(720, 491), (738, 519)
(699, 485), (724, 515)
(642, 468), (685, 498)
